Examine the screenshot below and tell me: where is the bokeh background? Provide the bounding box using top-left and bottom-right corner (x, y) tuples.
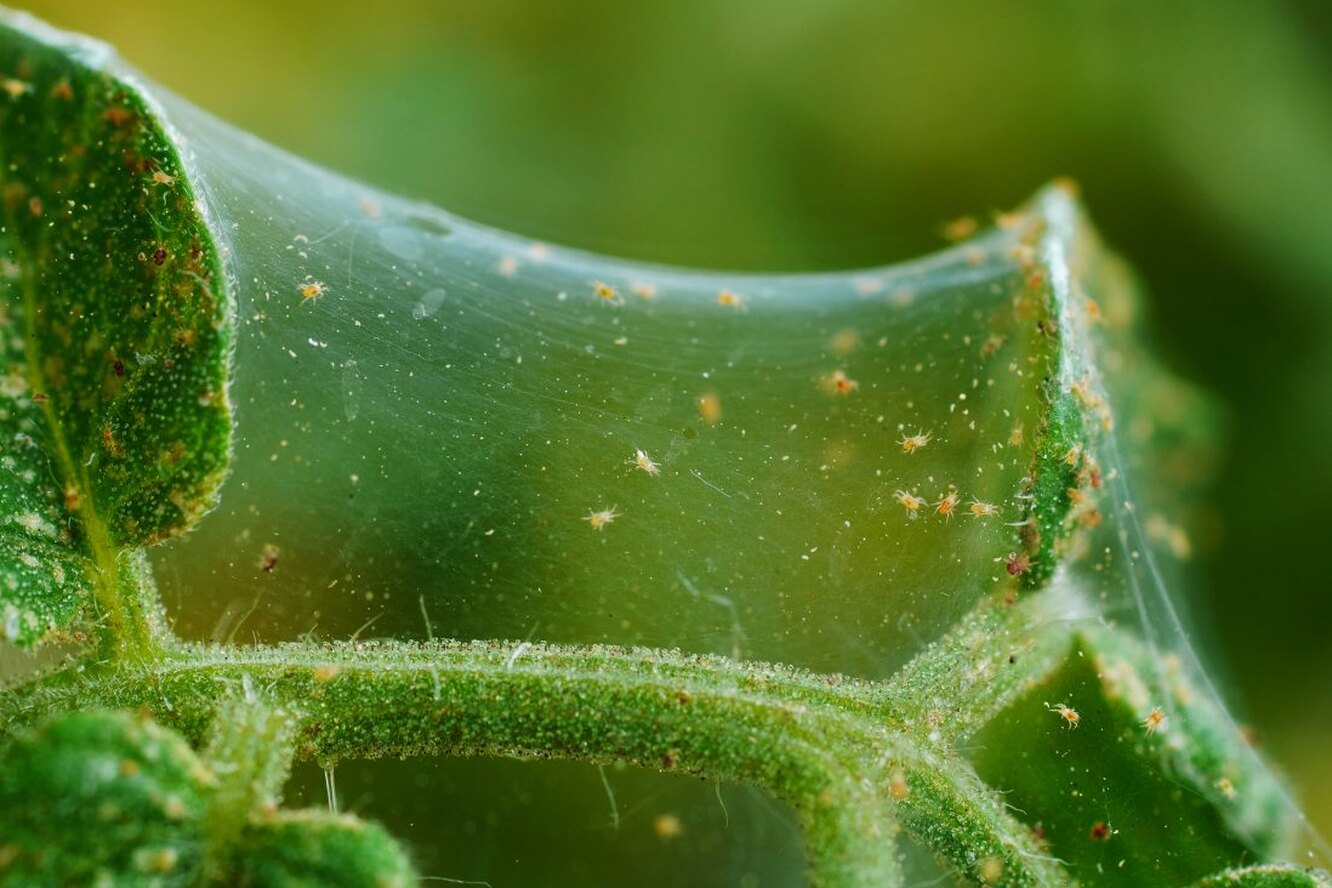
(18, 0), (1331, 847)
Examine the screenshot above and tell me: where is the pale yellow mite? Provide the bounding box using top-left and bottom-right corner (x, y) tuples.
(593, 280), (620, 303)
(968, 500), (999, 518)
(935, 491), (960, 518)
(1141, 706), (1166, 736)
(629, 449), (660, 476)
(584, 506), (620, 531)
(298, 278), (327, 304)
(899, 430), (932, 454)
(717, 289), (746, 309)
(894, 490), (925, 514)
(1046, 702), (1080, 729)
(826, 370), (858, 396)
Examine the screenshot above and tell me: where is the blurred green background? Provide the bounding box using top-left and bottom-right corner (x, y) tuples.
(18, 0), (1330, 845)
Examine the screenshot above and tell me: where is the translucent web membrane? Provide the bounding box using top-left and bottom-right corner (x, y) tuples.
(1025, 197), (1330, 869)
(0, 8), (1327, 881)
(136, 83), (1325, 862)
(157, 96), (1054, 679)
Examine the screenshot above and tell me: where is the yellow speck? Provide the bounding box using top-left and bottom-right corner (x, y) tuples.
(1052, 176), (1082, 198)
(697, 392), (722, 424)
(854, 277), (884, 296)
(941, 215), (978, 242)
(717, 289), (746, 310)
(357, 195), (383, 218)
(829, 329), (860, 357)
(593, 281), (621, 304)
(653, 813), (684, 840)
(140, 848), (178, 873)
(979, 857), (1004, 884)
(313, 665), (342, 683)
(888, 770), (909, 800)
(2, 78), (30, 99)
(150, 170), (176, 186)
(498, 255), (519, 278)
(631, 282), (657, 300)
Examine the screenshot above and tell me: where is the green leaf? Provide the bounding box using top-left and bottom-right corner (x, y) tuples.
(0, 11), (231, 647)
(0, 708), (418, 887)
(968, 640), (1260, 885)
(0, 710), (214, 886)
(1188, 865), (1332, 888)
(234, 811), (417, 888)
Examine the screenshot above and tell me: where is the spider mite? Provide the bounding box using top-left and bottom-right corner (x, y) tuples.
(935, 491), (960, 519)
(1006, 552), (1031, 576)
(899, 430), (931, 454)
(1141, 706), (1166, 736)
(716, 289), (746, 310)
(940, 216), (978, 242)
(298, 277), (327, 304)
(584, 506), (620, 531)
(258, 543), (280, 573)
(592, 280), (622, 304)
(628, 448), (660, 476)
(969, 500), (999, 518)
(825, 370), (858, 396)
(894, 490), (925, 515)
(1046, 701), (1080, 729)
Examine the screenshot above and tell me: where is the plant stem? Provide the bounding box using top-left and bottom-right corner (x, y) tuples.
(4, 586), (1089, 887)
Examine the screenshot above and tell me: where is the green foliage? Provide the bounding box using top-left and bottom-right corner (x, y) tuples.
(0, 710), (212, 886)
(0, 10), (230, 650)
(1187, 866), (1332, 888)
(233, 811), (418, 888)
(0, 8), (1323, 887)
(0, 709), (418, 887)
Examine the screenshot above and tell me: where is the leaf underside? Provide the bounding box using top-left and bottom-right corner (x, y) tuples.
(0, 16), (231, 646)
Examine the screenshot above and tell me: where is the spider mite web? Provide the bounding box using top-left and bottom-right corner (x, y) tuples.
(160, 98), (1048, 679)
(1041, 196), (1330, 870)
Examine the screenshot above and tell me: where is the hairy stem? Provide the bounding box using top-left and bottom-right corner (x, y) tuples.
(3, 583), (1098, 887)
